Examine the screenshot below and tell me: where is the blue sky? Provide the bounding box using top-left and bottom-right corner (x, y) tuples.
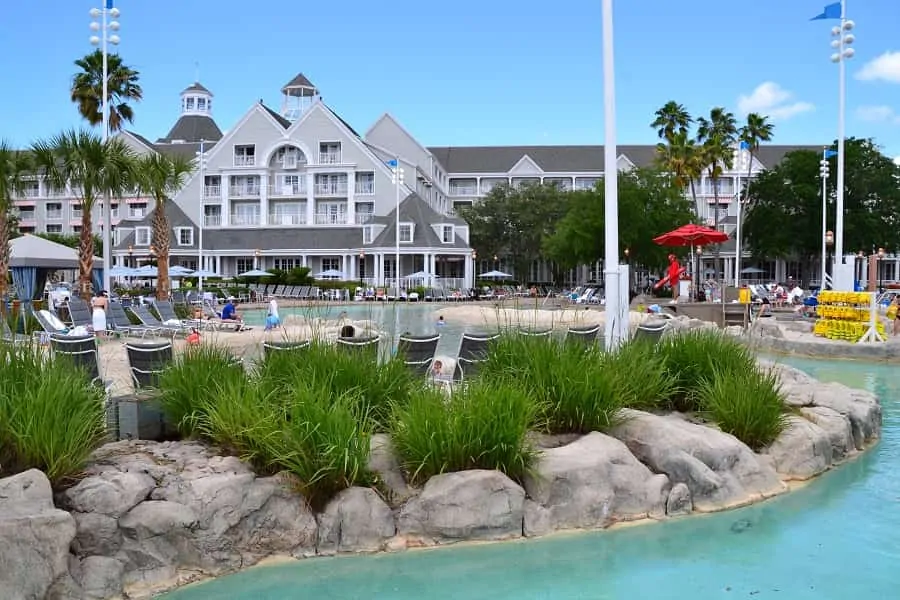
(2, 0), (899, 160)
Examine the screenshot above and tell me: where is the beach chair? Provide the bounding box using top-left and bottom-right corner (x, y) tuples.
(154, 300), (203, 329)
(518, 328), (552, 338)
(66, 297), (94, 328)
(633, 321), (668, 345)
(125, 341), (174, 389)
(33, 309), (70, 335)
(262, 339), (311, 358)
(336, 335), (380, 360)
(49, 334), (109, 389)
(106, 302), (155, 338)
(452, 332), (500, 381)
(1, 317), (31, 344)
(129, 305), (190, 339)
(564, 324), (600, 347)
(397, 334), (440, 377)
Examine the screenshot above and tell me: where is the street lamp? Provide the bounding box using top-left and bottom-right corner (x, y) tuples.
(254, 248), (261, 271)
(878, 247), (885, 291)
(824, 230), (834, 288)
(196, 140), (207, 290)
(857, 250), (865, 287)
(819, 152), (831, 288)
(126, 244), (133, 268)
(733, 143), (750, 285)
(829, 9), (855, 266)
(90, 2), (121, 295)
(390, 159), (404, 290)
(358, 251), (365, 287)
(696, 246), (703, 301)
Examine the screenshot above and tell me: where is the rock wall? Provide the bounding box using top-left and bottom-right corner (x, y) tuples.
(0, 363), (882, 599)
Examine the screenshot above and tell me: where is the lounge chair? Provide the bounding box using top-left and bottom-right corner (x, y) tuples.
(33, 309), (70, 335)
(633, 321), (668, 345)
(66, 298), (94, 328)
(397, 334), (440, 376)
(518, 328), (552, 338)
(129, 305), (190, 339)
(155, 300), (203, 329)
(106, 302), (155, 338)
(262, 339), (311, 357)
(125, 341), (174, 389)
(336, 335), (380, 359)
(49, 334), (109, 390)
(1, 318), (31, 344)
(565, 324), (600, 347)
(452, 332), (500, 381)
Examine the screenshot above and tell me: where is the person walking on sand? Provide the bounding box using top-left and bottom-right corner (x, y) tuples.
(265, 295), (281, 331)
(90, 290), (109, 337)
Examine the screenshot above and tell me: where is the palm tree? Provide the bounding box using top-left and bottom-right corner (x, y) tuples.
(696, 107), (738, 228)
(656, 130), (701, 209)
(738, 113), (775, 203)
(135, 153), (193, 300)
(71, 50), (143, 132)
(0, 141), (30, 306)
(651, 101), (693, 143)
(31, 130), (135, 300)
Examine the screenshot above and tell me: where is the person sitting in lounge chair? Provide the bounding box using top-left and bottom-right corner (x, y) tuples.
(221, 297), (246, 331)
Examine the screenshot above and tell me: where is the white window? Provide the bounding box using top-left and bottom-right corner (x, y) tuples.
(175, 227), (194, 246)
(318, 142), (341, 164)
(363, 225), (373, 244)
(46, 224), (62, 234)
(45, 203), (63, 219)
(399, 223), (413, 243)
(129, 203), (147, 218)
(72, 225), (82, 234)
(234, 144), (256, 166)
(135, 227), (151, 246)
(322, 257), (341, 271)
(186, 97), (195, 111)
(197, 98), (206, 111)
(441, 225), (455, 243)
(274, 258), (298, 271)
(236, 258), (254, 274)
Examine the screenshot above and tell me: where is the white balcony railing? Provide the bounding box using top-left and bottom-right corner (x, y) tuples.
(314, 213), (348, 225)
(230, 186), (260, 197)
(314, 183), (348, 196)
(319, 152), (341, 164)
(354, 182), (375, 195)
(71, 210), (83, 219)
(268, 183), (306, 197)
(203, 185), (220, 198)
(449, 185), (478, 196)
(45, 211), (63, 220)
(230, 213), (261, 226)
(233, 155), (256, 167)
(268, 213), (307, 226)
(204, 215), (221, 227)
(22, 188), (40, 198)
(355, 213), (375, 225)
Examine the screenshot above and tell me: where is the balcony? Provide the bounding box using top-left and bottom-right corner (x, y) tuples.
(230, 186), (260, 198)
(203, 185), (220, 198)
(268, 183), (307, 197)
(314, 213), (348, 225)
(21, 188), (40, 198)
(71, 210), (83, 219)
(319, 152), (341, 164)
(354, 182), (375, 195)
(355, 213), (375, 225)
(233, 155), (256, 167)
(314, 183), (348, 197)
(204, 215), (221, 227)
(230, 213), (261, 226)
(268, 213), (307, 226)
(449, 185), (478, 197)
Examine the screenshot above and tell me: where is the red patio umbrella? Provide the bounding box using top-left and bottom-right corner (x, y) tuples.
(652, 223), (729, 247)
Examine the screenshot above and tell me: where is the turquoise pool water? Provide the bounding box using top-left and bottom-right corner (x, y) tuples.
(164, 356), (899, 600)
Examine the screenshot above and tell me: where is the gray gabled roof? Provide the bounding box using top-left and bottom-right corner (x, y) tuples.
(182, 82), (211, 95)
(370, 193), (469, 249)
(427, 144), (822, 174)
(115, 200), (197, 250)
(260, 103), (291, 128)
(282, 73), (317, 92)
(203, 228), (362, 251)
(157, 115), (223, 144)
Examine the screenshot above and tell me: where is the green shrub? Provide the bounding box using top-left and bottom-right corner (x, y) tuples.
(602, 340), (676, 411)
(157, 344), (247, 437)
(0, 343), (106, 485)
(698, 367), (788, 450)
(390, 380), (538, 484)
(656, 329), (756, 412)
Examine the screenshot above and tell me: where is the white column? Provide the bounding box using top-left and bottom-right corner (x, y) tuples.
(428, 253), (436, 275)
(306, 173), (316, 225)
(377, 253), (385, 287)
(464, 254), (473, 289)
(258, 174), (268, 226)
(220, 177), (229, 226)
(346, 171), (356, 225)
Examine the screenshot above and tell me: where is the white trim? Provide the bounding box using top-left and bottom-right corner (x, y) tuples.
(447, 170), (604, 178)
(364, 113), (434, 160)
(116, 131), (157, 154)
(259, 140), (314, 168)
(197, 103), (289, 169)
(135, 226), (151, 246)
(174, 226), (194, 247)
(438, 223), (455, 244)
(616, 153), (636, 170)
(508, 154), (544, 175)
(398, 222), (414, 243)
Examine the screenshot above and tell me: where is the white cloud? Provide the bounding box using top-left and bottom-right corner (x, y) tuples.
(736, 82), (815, 121)
(856, 51), (900, 83)
(856, 105), (900, 124)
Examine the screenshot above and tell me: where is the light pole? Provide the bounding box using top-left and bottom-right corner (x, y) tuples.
(254, 248), (261, 271)
(878, 247), (885, 292)
(819, 151), (831, 288)
(733, 142), (750, 286)
(390, 159), (404, 290)
(601, 0), (623, 350)
(828, 5), (855, 268)
(196, 140), (206, 290)
(90, 2), (121, 295)
(696, 246), (703, 301)
(824, 230), (834, 287)
(359, 251), (365, 287)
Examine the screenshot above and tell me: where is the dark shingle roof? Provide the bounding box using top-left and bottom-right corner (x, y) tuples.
(182, 82), (211, 95)
(115, 200), (198, 249)
(282, 73), (317, 92)
(370, 193), (469, 249)
(427, 144), (821, 174)
(260, 104), (291, 128)
(204, 228), (362, 251)
(157, 115), (223, 144)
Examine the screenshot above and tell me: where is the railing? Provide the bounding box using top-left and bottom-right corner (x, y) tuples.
(319, 152), (341, 164)
(354, 182), (375, 194)
(355, 213), (375, 225)
(268, 213), (307, 225)
(230, 186), (260, 197)
(203, 185), (220, 198)
(449, 186), (478, 196)
(314, 213), (348, 225)
(71, 210), (83, 219)
(128, 210), (146, 219)
(314, 183), (348, 196)
(230, 213), (261, 226)
(22, 188), (40, 198)
(268, 183), (306, 197)
(233, 155), (256, 167)
(204, 215), (221, 227)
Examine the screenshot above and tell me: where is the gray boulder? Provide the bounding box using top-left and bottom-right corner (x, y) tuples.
(763, 416), (833, 480)
(801, 406), (855, 461)
(666, 483), (693, 516)
(523, 432), (669, 534)
(397, 470), (524, 544)
(317, 487), (396, 554)
(368, 434), (416, 504)
(610, 410), (785, 511)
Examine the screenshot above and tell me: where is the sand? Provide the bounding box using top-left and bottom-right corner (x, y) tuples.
(432, 305), (658, 331)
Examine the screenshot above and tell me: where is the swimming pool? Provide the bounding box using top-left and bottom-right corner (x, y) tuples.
(163, 355), (898, 600)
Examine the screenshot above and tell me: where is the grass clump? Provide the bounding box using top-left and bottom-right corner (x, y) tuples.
(390, 379), (538, 485)
(0, 342), (106, 486)
(698, 367), (788, 450)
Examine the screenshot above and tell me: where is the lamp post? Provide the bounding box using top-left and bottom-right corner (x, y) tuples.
(126, 245), (133, 269)
(878, 247), (885, 292)
(196, 140), (206, 290)
(696, 246), (703, 301)
(254, 248), (261, 271)
(824, 230), (834, 287)
(90, 2), (121, 295)
(819, 151), (831, 289)
(601, 0), (623, 350)
(857, 250), (865, 287)
(623, 248), (630, 294)
(733, 143), (750, 286)
(358, 251), (365, 287)
(829, 7), (855, 266)
(390, 159), (404, 290)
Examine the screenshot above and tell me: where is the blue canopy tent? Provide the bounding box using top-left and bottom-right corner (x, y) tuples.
(9, 234), (104, 310)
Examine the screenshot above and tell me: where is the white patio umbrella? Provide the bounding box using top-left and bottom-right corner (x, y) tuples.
(314, 269), (346, 279)
(108, 266), (136, 277)
(132, 265), (158, 277)
(479, 270), (512, 279)
(405, 271), (438, 280)
(237, 269), (274, 277)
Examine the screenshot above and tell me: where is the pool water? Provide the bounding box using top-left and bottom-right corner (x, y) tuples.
(163, 356), (899, 600)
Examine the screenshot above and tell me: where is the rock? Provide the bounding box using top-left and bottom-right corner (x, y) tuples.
(752, 320), (784, 338)
(76, 556), (125, 600)
(609, 410), (784, 511)
(117, 500), (200, 586)
(0, 470), (78, 600)
(73, 512), (122, 556)
(666, 483), (692, 516)
(807, 384), (881, 450)
(522, 500), (553, 537)
(397, 470), (524, 544)
(763, 416), (833, 480)
(317, 487), (396, 554)
(63, 471), (154, 517)
(526, 432), (582, 449)
(801, 406), (855, 460)
(369, 434), (416, 504)
(523, 432), (669, 532)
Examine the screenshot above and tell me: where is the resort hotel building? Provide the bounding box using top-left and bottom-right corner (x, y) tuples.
(12, 73), (821, 287)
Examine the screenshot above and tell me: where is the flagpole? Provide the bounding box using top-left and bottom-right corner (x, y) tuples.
(601, 0), (622, 350)
(834, 0), (847, 267)
(820, 148), (830, 289)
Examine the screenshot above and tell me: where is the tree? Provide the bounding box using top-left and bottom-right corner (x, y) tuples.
(737, 113), (774, 200)
(459, 183), (569, 282)
(544, 168), (696, 272)
(32, 130), (135, 300)
(0, 141), (30, 305)
(741, 138), (900, 279)
(650, 101), (693, 144)
(135, 153), (193, 300)
(71, 50), (143, 132)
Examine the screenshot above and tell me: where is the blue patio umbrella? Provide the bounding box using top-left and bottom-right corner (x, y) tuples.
(108, 266), (136, 276)
(237, 269), (274, 277)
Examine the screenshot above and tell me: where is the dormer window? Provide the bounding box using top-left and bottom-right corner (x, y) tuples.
(197, 98), (206, 111)
(186, 97), (195, 111)
(363, 225), (374, 244)
(399, 223), (413, 243)
(441, 224), (455, 243)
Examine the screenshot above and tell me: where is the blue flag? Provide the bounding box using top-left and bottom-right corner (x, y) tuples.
(739, 141), (750, 151)
(105, 0), (114, 8)
(386, 159), (398, 168)
(824, 149), (838, 158)
(811, 2), (841, 20)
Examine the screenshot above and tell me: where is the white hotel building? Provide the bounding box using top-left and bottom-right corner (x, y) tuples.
(13, 73), (818, 287)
